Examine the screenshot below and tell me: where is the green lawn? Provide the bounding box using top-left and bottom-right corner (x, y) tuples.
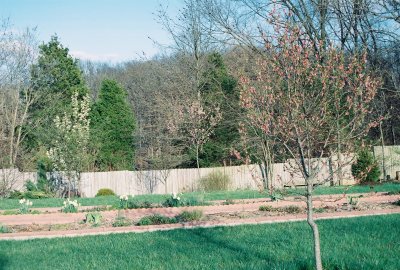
(0, 182), (399, 210)
(0, 214), (399, 269)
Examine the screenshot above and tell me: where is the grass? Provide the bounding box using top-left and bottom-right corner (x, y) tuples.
(0, 182), (399, 211)
(0, 214), (399, 269)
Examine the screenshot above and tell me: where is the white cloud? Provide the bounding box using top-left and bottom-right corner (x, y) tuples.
(70, 50), (122, 62)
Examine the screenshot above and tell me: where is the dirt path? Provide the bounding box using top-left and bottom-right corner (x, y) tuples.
(1, 208), (399, 241)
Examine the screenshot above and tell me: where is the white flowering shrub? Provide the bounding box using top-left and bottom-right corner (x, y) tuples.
(62, 198), (81, 213)
(19, 198), (33, 214)
(47, 91), (91, 198)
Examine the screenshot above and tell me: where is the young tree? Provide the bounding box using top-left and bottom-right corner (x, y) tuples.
(240, 24), (380, 269)
(47, 91), (91, 198)
(91, 79), (136, 171)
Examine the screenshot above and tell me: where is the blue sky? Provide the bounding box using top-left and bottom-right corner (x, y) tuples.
(1, 0), (182, 62)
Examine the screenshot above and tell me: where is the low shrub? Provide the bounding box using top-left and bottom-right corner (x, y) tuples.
(112, 216), (132, 227)
(176, 210), (203, 222)
(84, 212), (102, 226)
(0, 224), (11, 233)
(283, 206), (302, 214)
(95, 188), (116, 197)
(259, 205), (274, 212)
(23, 191), (53, 199)
(127, 200), (154, 209)
(8, 190), (23, 199)
(393, 200), (400, 206)
(137, 214), (177, 226)
(199, 171), (231, 192)
(352, 149), (381, 183)
(223, 199), (235, 205)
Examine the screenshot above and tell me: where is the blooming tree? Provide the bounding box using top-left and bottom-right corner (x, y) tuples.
(240, 24), (380, 270)
(47, 91), (91, 198)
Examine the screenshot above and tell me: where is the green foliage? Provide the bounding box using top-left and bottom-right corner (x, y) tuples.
(201, 53), (240, 167)
(23, 191), (53, 199)
(0, 224), (11, 233)
(7, 190), (23, 199)
(199, 171), (231, 192)
(127, 200), (154, 209)
(162, 193), (183, 207)
(91, 79), (136, 170)
(176, 210), (203, 222)
(27, 35), (88, 151)
(283, 206), (302, 214)
(112, 216), (132, 227)
(62, 199), (80, 213)
(352, 149), (381, 183)
(84, 212), (102, 226)
(259, 205), (274, 211)
(137, 214), (177, 226)
(95, 188), (116, 197)
(36, 159), (52, 193)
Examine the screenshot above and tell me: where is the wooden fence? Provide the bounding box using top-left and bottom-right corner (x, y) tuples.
(2, 156), (357, 198)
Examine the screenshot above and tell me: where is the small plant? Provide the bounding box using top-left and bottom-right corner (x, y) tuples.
(176, 210), (203, 222)
(313, 208), (326, 213)
(84, 212), (102, 226)
(199, 171), (231, 192)
(223, 199), (235, 205)
(348, 196), (359, 206)
(0, 224), (11, 233)
(162, 193), (183, 207)
(137, 214), (177, 226)
(19, 198), (33, 214)
(283, 206), (302, 214)
(127, 200), (154, 209)
(112, 216), (132, 227)
(62, 198), (80, 213)
(352, 149), (381, 183)
(118, 194), (129, 209)
(96, 188), (116, 197)
(259, 205), (274, 212)
(392, 200), (400, 206)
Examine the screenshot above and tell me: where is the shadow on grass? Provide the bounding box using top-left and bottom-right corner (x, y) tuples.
(0, 253), (9, 270)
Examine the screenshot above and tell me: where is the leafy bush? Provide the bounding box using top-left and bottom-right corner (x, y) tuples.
(176, 210), (203, 222)
(8, 190), (23, 199)
(23, 191), (53, 199)
(352, 149), (381, 183)
(127, 200), (153, 209)
(95, 188), (116, 197)
(223, 199), (235, 205)
(199, 171), (231, 192)
(84, 212), (102, 226)
(0, 224), (11, 233)
(137, 214), (177, 226)
(112, 216), (132, 227)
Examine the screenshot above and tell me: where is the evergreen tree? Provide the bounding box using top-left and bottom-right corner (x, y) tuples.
(91, 79), (136, 171)
(197, 52), (240, 167)
(26, 35), (88, 152)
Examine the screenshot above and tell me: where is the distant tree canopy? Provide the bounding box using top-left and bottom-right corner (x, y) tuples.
(91, 79), (136, 171)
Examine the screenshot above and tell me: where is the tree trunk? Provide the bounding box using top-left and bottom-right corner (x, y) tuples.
(379, 121), (387, 181)
(307, 180), (323, 270)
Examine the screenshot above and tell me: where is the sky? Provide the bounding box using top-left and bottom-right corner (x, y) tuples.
(1, 0), (182, 63)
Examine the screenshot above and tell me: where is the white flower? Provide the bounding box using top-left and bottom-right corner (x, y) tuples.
(172, 192), (177, 199)
(19, 199), (26, 204)
(119, 195), (128, 201)
(27, 200), (33, 206)
(177, 197), (181, 201)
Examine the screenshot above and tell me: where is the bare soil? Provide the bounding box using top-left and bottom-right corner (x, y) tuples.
(0, 193), (399, 240)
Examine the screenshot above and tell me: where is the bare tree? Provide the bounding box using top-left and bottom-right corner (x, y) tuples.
(0, 19), (37, 196)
